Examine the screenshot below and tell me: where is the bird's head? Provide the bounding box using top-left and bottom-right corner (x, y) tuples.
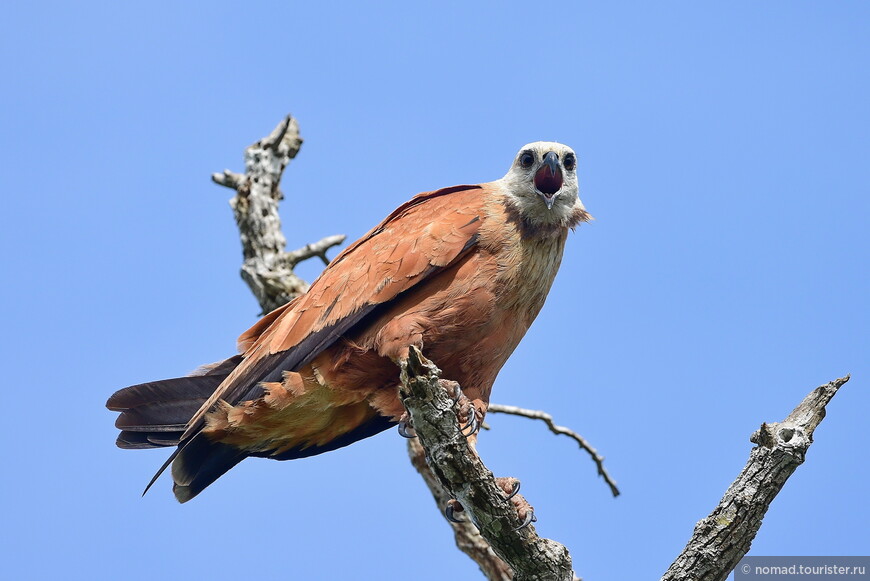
(499, 141), (587, 230)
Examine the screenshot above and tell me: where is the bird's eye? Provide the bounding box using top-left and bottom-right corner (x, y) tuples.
(519, 151), (535, 168)
(563, 153), (576, 171)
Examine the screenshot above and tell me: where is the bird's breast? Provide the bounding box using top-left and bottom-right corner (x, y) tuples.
(483, 203), (569, 324)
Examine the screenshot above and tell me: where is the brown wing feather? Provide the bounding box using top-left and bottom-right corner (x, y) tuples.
(236, 297), (298, 352)
(179, 183), (489, 442)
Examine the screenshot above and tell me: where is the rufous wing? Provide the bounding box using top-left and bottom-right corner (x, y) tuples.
(181, 183), (489, 441)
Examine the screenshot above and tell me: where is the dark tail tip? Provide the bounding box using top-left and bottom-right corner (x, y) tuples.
(168, 434), (248, 503)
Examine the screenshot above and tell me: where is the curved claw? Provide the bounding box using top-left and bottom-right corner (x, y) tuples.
(445, 500), (464, 523)
(448, 382), (463, 403)
(397, 420), (417, 439)
(504, 480), (521, 500)
(512, 510), (537, 531)
(460, 405), (480, 437)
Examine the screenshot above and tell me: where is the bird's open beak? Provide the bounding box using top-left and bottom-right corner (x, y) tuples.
(534, 151), (563, 210)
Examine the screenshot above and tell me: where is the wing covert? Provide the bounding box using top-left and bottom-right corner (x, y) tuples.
(180, 183), (489, 441)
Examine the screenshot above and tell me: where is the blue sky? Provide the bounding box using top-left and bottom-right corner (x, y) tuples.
(1, 2), (867, 579)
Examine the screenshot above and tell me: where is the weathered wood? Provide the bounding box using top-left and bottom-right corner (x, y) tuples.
(407, 438), (514, 581)
(400, 347), (576, 581)
(661, 376), (851, 581)
(211, 115), (345, 314)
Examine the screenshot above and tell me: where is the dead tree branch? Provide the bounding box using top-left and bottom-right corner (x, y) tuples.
(407, 438), (515, 581)
(400, 347), (575, 581)
(487, 404), (620, 498)
(661, 375), (851, 581)
(212, 114), (345, 314)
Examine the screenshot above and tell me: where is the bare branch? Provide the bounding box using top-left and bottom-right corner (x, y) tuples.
(212, 115), (344, 314)
(400, 346), (575, 581)
(487, 404), (620, 498)
(211, 169), (245, 190)
(661, 375), (851, 581)
(259, 113), (303, 157)
(407, 438), (514, 581)
(284, 234), (347, 268)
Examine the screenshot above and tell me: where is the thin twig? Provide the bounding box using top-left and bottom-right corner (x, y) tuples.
(487, 404), (620, 498)
(284, 234), (347, 268)
(211, 169), (245, 190)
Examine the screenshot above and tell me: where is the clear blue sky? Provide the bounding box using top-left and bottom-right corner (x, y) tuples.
(2, 2), (867, 579)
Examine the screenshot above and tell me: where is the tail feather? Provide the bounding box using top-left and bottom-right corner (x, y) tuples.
(107, 355), (242, 410)
(143, 433), (185, 447)
(107, 355), (243, 441)
(116, 430), (179, 450)
(170, 434), (248, 503)
(107, 355), (248, 500)
(109, 353), (394, 503)
(114, 400), (206, 432)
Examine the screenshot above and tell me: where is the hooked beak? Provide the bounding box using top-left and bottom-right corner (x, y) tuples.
(534, 151), (563, 210)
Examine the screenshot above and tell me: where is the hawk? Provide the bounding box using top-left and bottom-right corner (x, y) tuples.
(107, 141), (589, 502)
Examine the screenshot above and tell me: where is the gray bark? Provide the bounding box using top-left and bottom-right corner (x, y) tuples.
(400, 347), (576, 581)
(661, 375), (851, 581)
(211, 115), (345, 314)
(407, 438), (515, 581)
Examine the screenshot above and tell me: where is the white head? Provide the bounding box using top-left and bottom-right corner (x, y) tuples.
(498, 141), (587, 230)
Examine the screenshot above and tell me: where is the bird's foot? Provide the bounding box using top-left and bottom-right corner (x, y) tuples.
(444, 498), (465, 523)
(440, 379), (482, 437)
(440, 379), (463, 403)
(459, 403), (481, 437)
(442, 479), (535, 530)
(495, 477), (536, 530)
(397, 412), (417, 438)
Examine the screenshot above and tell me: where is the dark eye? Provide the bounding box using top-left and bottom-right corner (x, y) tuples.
(564, 153), (576, 171)
(519, 151), (535, 168)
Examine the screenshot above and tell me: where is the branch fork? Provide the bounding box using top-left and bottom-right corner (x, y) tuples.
(212, 114), (345, 314)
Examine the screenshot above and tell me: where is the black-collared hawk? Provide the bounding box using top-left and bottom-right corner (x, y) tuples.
(107, 142), (590, 502)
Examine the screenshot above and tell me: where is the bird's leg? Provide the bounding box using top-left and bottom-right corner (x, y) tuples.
(500, 477), (522, 500)
(396, 411), (417, 438)
(495, 477), (536, 530)
(441, 379), (464, 403)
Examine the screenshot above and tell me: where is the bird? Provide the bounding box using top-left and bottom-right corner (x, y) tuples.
(107, 141), (590, 503)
